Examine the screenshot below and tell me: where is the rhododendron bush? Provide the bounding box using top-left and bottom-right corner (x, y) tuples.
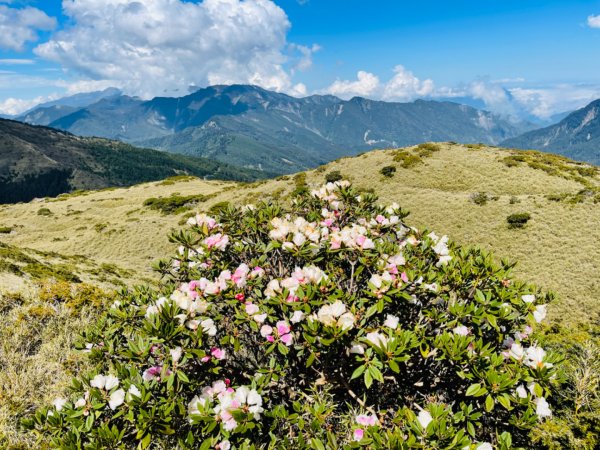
(24, 181), (559, 449)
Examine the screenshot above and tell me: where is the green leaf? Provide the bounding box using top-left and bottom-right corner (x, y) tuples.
(351, 365), (366, 380)
(485, 394), (494, 412)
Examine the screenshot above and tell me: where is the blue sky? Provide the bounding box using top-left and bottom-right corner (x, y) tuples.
(0, 0), (599, 120)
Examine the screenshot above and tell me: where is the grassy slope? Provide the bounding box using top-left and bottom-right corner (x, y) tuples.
(0, 143), (598, 324)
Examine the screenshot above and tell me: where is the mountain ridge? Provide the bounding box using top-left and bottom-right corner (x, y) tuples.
(0, 118), (269, 203)
(501, 99), (600, 165)
(19, 84), (533, 173)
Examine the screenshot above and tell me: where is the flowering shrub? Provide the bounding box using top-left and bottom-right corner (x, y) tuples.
(24, 181), (559, 449)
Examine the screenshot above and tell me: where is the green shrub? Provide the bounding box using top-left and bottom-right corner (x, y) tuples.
(379, 165), (396, 178)
(416, 142), (441, 156)
(208, 201), (231, 215)
(324, 170), (343, 183)
(393, 150), (422, 168)
(37, 208), (52, 216)
(25, 181), (559, 449)
(0, 226), (12, 234)
(507, 213), (531, 229)
(143, 194), (209, 215)
(470, 192), (496, 206)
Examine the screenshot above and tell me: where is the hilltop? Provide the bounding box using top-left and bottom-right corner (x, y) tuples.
(0, 142), (598, 324)
(0, 119), (269, 203)
(502, 98), (600, 165)
(20, 85), (529, 174)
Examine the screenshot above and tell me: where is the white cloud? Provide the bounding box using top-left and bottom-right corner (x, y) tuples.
(324, 71), (381, 98)
(587, 14), (600, 28)
(34, 0), (313, 99)
(509, 84), (600, 119)
(324, 66), (433, 101)
(0, 5), (56, 51)
(0, 58), (35, 65)
(0, 94), (56, 116)
(382, 65), (434, 101)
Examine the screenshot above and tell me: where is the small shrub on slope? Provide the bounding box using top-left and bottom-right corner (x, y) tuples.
(24, 181), (559, 449)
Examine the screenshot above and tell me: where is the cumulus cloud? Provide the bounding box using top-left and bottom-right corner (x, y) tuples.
(0, 95), (55, 116)
(34, 0), (315, 99)
(508, 84), (600, 119)
(382, 65), (434, 101)
(324, 71), (381, 98)
(0, 4), (56, 51)
(587, 14), (600, 28)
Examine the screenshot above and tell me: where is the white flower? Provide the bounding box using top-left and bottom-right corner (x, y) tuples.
(201, 318), (217, 336)
(217, 440), (231, 450)
(533, 304), (547, 323)
(128, 384), (141, 399)
(417, 410), (433, 429)
(329, 300), (346, 317)
(145, 305), (159, 318)
(253, 313), (267, 323)
(264, 279), (281, 298)
(108, 389), (125, 410)
(476, 444), (493, 450)
(535, 397), (552, 418)
(245, 303), (260, 315)
(90, 374), (106, 389)
(453, 325), (469, 336)
(53, 398), (67, 411)
(384, 314), (399, 330)
(104, 375), (120, 390)
(349, 342), (365, 354)
(509, 343), (525, 360)
(170, 347), (183, 363)
(74, 396), (86, 408)
(365, 332), (388, 348)
(522, 294), (536, 303)
(525, 346), (553, 369)
(337, 312), (355, 330)
(292, 232), (306, 247)
(290, 310), (305, 323)
(260, 325), (273, 338)
(516, 385), (528, 398)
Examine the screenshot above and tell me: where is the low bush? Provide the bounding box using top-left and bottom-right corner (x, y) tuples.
(379, 165), (396, 177)
(507, 213), (531, 229)
(25, 181), (559, 449)
(393, 151), (422, 168)
(37, 208), (53, 216)
(0, 226), (12, 234)
(470, 192), (498, 206)
(324, 170), (343, 183)
(143, 194), (210, 215)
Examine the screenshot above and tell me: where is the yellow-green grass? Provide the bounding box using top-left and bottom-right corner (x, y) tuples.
(0, 143), (598, 324)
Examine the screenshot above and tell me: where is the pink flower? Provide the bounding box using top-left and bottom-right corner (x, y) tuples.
(210, 347), (226, 360)
(245, 303), (260, 315)
(200, 356), (211, 363)
(250, 266), (265, 278)
(400, 272), (409, 283)
(143, 366), (166, 382)
(280, 333), (294, 345)
(203, 233), (229, 251)
(356, 413), (378, 426)
(353, 428), (364, 441)
(235, 293), (245, 301)
(266, 335), (275, 343)
(276, 321), (291, 335)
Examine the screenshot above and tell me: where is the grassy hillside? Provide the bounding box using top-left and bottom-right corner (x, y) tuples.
(1, 143), (598, 324)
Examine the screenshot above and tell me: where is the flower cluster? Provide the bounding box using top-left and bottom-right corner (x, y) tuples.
(29, 180), (559, 450)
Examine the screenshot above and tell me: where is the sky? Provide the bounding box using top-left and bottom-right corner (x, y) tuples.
(0, 0), (599, 121)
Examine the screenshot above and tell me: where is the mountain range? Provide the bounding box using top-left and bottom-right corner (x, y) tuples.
(501, 99), (600, 165)
(18, 85), (532, 173)
(0, 119), (267, 203)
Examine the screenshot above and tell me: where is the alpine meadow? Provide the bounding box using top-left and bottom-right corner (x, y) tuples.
(0, 1), (599, 449)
